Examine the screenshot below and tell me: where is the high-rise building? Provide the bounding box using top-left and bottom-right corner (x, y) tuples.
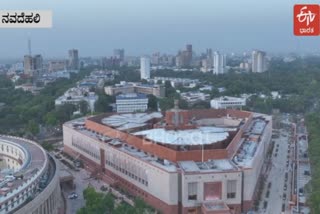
(175, 51), (184, 68)
(201, 48), (214, 72)
(252, 50), (267, 73)
(151, 52), (160, 65)
(114, 49), (125, 61)
(213, 51), (226, 74)
(24, 55), (33, 76)
(162, 54), (175, 66)
(186, 44), (192, 53)
(68, 49), (79, 70)
(201, 58), (213, 73)
(33, 55), (42, 69)
(33, 54), (43, 75)
(175, 44), (193, 68)
(186, 44), (193, 66)
(140, 57), (150, 80)
(24, 54), (43, 76)
(206, 48), (213, 58)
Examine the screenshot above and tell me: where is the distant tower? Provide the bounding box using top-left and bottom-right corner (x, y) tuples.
(113, 49), (125, 61)
(68, 49), (79, 70)
(33, 54), (43, 76)
(140, 57), (150, 80)
(28, 37), (32, 56)
(186, 44), (192, 52)
(24, 55), (33, 76)
(24, 37), (33, 76)
(213, 51), (226, 75)
(206, 48), (213, 58)
(252, 50), (267, 73)
(186, 44), (193, 66)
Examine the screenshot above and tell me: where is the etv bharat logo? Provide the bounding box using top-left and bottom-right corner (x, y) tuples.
(294, 5), (319, 36)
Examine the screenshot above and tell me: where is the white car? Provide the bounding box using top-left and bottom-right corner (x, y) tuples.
(68, 192), (78, 199)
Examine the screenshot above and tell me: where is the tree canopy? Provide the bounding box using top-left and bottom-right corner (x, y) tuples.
(77, 187), (155, 214)
(0, 68), (92, 135)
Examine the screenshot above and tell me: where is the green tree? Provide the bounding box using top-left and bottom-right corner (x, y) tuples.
(133, 198), (150, 213)
(55, 104), (77, 124)
(113, 203), (134, 214)
(306, 113), (320, 213)
(178, 99), (189, 109)
(26, 120), (39, 135)
(140, 79), (148, 84)
(77, 187), (115, 214)
(210, 88), (220, 98)
(41, 142), (54, 151)
(147, 95), (158, 111)
(0, 67), (94, 134)
(95, 95), (114, 113)
(192, 101), (210, 109)
(76, 188), (155, 214)
(159, 98), (174, 111)
(44, 112), (58, 126)
(164, 81), (177, 98)
(79, 100), (89, 115)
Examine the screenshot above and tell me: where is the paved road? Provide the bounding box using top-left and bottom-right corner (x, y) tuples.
(64, 169), (89, 214)
(58, 161), (104, 214)
(58, 161), (134, 214)
(259, 128), (292, 214)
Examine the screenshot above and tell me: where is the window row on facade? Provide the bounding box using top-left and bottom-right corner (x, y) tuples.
(71, 140), (100, 160)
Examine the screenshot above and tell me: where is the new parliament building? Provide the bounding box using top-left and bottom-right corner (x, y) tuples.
(63, 105), (272, 214)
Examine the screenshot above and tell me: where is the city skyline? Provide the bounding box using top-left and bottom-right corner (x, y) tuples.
(1, 0), (320, 58)
(0, 1), (318, 213)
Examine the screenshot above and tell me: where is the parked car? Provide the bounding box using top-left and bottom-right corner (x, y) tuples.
(68, 192), (78, 199)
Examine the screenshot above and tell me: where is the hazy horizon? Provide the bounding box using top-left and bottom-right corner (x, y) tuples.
(1, 0), (320, 58)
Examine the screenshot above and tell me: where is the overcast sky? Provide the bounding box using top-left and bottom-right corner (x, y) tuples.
(1, 0), (320, 58)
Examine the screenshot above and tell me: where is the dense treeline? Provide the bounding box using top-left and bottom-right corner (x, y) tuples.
(305, 113), (320, 213)
(77, 187), (155, 214)
(0, 68), (92, 135)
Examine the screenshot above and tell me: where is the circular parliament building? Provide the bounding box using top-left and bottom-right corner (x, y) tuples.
(0, 135), (61, 214)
